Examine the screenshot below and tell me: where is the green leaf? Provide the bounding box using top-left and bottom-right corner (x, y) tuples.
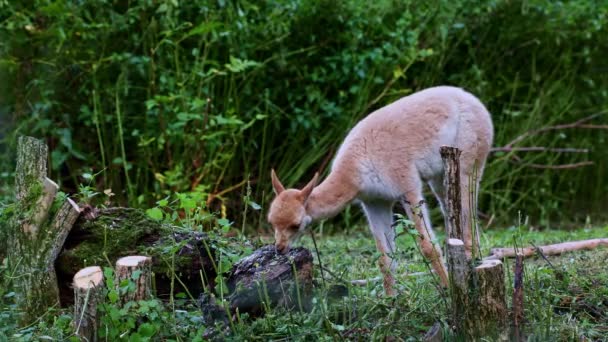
(184, 21), (222, 39)
(131, 270), (142, 280)
(146, 207), (163, 220)
(138, 323), (156, 338)
(108, 290), (119, 304)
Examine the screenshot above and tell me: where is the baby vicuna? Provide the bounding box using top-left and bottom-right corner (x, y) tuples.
(268, 86), (494, 295)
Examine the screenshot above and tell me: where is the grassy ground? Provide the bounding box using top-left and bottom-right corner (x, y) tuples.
(260, 223), (608, 341)
(1, 223), (607, 341)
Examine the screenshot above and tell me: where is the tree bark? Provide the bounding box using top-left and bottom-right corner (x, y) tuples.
(7, 136), (81, 324)
(73, 266), (104, 342)
(475, 259), (507, 336)
(440, 146), (463, 240)
(115, 256), (153, 304)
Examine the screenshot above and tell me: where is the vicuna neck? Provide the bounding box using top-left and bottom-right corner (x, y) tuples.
(305, 170), (358, 221)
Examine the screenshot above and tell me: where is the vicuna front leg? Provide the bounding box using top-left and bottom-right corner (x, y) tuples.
(361, 200), (396, 296)
(401, 194), (449, 287)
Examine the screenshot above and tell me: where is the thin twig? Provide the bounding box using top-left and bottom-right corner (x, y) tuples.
(504, 112), (608, 148)
(309, 230), (327, 290)
(530, 242), (556, 272)
(490, 147), (588, 153)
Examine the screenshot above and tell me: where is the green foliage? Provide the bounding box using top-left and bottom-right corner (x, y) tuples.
(1, 0), (606, 226)
(98, 267), (204, 341)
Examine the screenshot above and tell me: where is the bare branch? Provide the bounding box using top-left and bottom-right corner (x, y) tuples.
(490, 147), (588, 153)
(504, 112), (608, 148)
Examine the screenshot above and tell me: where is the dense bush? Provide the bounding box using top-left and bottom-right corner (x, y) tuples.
(1, 0), (606, 228)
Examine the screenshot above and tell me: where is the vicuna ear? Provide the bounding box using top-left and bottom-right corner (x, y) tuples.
(270, 169), (285, 195)
(300, 172), (319, 201)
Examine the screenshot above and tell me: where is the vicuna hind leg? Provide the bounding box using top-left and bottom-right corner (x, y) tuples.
(401, 191), (449, 287)
(361, 200), (396, 296)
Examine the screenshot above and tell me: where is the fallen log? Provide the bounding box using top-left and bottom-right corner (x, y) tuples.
(486, 238), (608, 260)
(200, 245), (313, 318)
(226, 245), (313, 314)
(56, 207), (218, 305)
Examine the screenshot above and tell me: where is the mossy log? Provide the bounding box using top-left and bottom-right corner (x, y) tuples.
(225, 245), (313, 315)
(7, 136), (82, 324)
(198, 245), (314, 335)
(73, 266), (104, 342)
(56, 207), (217, 305)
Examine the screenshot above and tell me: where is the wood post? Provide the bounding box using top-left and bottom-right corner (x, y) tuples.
(440, 146), (463, 240)
(447, 238), (474, 337)
(7, 136), (81, 324)
(115, 256), (153, 303)
(512, 253), (525, 327)
(441, 145), (509, 339)
(73, 266), (104, 342)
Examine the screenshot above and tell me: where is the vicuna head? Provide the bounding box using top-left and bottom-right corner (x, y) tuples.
(267, 169), (319, 253)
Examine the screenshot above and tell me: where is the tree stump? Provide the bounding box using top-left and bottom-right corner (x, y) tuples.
(475, 259), (507, 336)
(447, 238), (472, 337)
(440, 146), (463, 240)
(73, 266), (104, 342)
(115, 256), (153, 303)
(6, 136), (81, 324)
(224, 245), (313, 315)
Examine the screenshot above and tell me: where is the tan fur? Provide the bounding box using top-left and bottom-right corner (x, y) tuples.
(268, 86), (494, 295)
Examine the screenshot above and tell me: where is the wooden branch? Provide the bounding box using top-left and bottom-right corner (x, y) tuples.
(73, 266), (104, 342)
(491, 112), (607, 170)
(23, 177), (58, 236)
(115, 256), (153, 303)
(447, 239), (470, 335)
(490, 147), (589, 153)
(440, 146), (463, 240)
(512, 253), (525, 327)
(45, 198), (81, 266)
(508, 158), (594, 170)
(485, 238), (608, 260)
(504, 112), (608, 148)
(475, 260), (507, 335)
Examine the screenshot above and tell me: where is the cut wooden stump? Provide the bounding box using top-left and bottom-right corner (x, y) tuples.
(224, 245), (313, 315)
(475, 259), (507, 336)
(486, 238), (608, 260)
(447, 238), (472, 337)
(73, 266), (104, 342)
(6, 136), (82, 324)
(116, 256), (153, 303)
(440, 146), (463, 240)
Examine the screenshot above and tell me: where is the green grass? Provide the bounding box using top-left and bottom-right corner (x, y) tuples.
(1, 223), (607, 340)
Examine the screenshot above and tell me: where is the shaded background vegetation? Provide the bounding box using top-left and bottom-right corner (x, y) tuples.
(1, 0), (607, 230)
